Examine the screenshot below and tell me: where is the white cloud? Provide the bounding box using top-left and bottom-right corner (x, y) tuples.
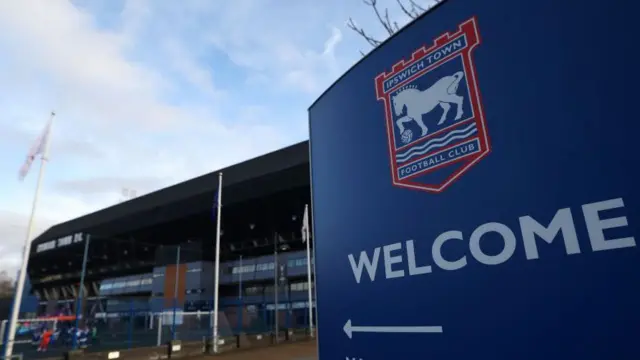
(0, 0), (435, 278)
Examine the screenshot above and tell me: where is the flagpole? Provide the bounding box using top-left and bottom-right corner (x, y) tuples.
(72, 234), (91, 350)
(237, 255), (242, 334)
(238, 255), (243, 299)
(172, 246), (181, 340)
(4, 111), (55, 358)
(273, 233), (279, 344)
(303, 204), (314, 338)
(212, 172), (223, 354)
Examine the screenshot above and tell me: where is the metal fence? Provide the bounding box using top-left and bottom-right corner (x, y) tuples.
(93, 312), (157, 351)
(158, 311), (210, 344)
(0, 304), (314, 355)
(0, 317), (62, 346)
(155, 304), (312, 344)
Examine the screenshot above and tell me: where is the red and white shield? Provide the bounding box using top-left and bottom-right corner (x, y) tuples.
(375, 17), (490, 193)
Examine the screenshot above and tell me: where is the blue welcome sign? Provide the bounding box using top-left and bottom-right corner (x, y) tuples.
(309, 0), (640, 359)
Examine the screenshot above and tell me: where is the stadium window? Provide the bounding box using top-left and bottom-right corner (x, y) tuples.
(287, 258), (307, 267)
(290, 282), (308, 292)
(126, 280), (141, 287)
(256, 262), (274, 271)
(232, 265), (256, 274)
(112, 281), (125, 289)
(245, 286), (262, 295)
(141, 278), (153, 285)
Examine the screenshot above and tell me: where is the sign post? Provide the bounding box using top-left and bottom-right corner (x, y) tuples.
(308, 1), (640, 359)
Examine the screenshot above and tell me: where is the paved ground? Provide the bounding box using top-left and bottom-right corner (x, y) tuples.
(12, 340), (318, 360)
(206, 341), (317, 360)
(10, 339), (317, 360)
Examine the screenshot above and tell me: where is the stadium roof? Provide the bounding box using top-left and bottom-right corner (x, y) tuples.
(30, 140), (310, 254)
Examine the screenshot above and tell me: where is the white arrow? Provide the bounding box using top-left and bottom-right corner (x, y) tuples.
(343, 319), (443, 339)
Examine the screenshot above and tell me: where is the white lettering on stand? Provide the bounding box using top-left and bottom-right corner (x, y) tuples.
(57, 235), (72, 247)
(36, 232), (84, 253)
(73, 233), (83, 243)
(36, 240), (56, 253)
(348, 197), (636, 283)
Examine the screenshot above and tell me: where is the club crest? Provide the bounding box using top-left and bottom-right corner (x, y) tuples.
(375, 17), (490, 193)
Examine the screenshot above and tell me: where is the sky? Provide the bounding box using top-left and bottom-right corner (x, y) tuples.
(0, 0), (437, 278)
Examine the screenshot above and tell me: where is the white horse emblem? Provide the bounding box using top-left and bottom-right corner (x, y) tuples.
(392, 71), (465, 143)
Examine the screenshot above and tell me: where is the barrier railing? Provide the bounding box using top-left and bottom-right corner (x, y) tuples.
(1, 329), (314, 360)
(0, 316), (61, 346)
(0, 304), (315, 358)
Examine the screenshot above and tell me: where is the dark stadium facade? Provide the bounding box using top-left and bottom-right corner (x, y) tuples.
(18, 140), (314, 329)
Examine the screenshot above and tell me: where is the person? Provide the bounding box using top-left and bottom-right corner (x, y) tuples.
(77, 326), (89, 349)
(65, 325), (75, 346)
(51, 325), (61, 347)
(90, 322), (98, 343)
(31, 325), (43, 348)
(38, 328), (53, 352)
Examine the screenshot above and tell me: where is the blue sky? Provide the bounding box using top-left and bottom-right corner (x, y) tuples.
(0, 0), (436, 275)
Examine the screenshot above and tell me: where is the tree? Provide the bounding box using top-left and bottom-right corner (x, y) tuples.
(0, 270), (15, 298)
(347, 0), (441, 55)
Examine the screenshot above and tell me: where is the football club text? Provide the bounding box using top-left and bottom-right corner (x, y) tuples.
(383, 35), (467, 93)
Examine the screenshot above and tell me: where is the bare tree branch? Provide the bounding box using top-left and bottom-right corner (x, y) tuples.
(0, 270), (14, 298)
(396, 0), (417, 19)
(409, 0), (427, 13)
(349, 0), (442, 55)
(347, 17), (382, 48)
(365, 0), (395, 36)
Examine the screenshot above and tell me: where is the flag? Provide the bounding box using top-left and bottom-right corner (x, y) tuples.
(18, 113), (54, 181)
(212, 178), (223, 223)
(212, 190), (218, 221)
(301, 205), (310, 243)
